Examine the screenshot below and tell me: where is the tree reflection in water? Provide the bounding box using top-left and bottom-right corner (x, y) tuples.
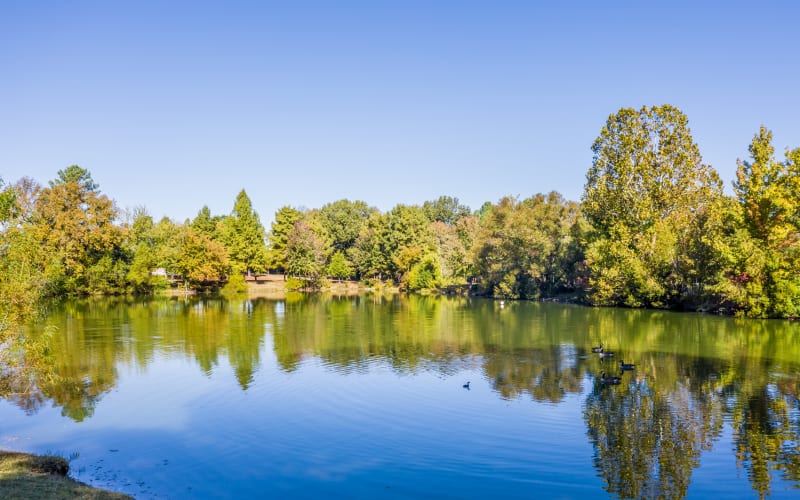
(3, 295), (800, 497)
(584, 356), (725, 499)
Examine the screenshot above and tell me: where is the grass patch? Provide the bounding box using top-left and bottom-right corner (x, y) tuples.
(0, 450), (131, 499)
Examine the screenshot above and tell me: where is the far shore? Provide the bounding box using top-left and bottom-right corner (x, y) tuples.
(163, 276), (401, 299)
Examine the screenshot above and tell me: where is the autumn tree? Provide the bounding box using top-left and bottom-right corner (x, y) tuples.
(31, 166), (125, 295)
(174, 226), (229, 287)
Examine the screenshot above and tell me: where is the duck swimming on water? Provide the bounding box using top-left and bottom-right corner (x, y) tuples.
(619, 360), (635, 371)
(598, 348), (614, 358)
(463, 381), (471, 389)
(591, 343), (603, 353)
(599, 372), (621, 385)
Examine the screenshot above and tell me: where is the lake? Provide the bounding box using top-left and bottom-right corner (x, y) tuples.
(1, 294), (799, 499)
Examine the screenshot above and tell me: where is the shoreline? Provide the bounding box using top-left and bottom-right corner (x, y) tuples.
(0, 449), (131, 499)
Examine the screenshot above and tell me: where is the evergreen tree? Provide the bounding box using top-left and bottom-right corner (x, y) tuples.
(720, 127), (800, 317)
(268, 206), (303, 272)
(192, 205), (222, 240)
(220, 190), (267, 274)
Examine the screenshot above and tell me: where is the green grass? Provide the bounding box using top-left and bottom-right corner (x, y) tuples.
(0, 450), (132, 499)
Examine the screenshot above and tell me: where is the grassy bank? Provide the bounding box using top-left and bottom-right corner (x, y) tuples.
(0, 450), (131, 499)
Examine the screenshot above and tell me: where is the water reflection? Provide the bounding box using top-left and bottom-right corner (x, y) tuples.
(5, 294), (800, 498)
(584, 355), (726, 499)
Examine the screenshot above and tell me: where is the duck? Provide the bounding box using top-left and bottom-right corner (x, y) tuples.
(463, 381), (471, 389)
(598, 348), (614, 358)
(591, 342), (603, 353)
(599, 372), (621, 385)
(619, 360), (635, 371)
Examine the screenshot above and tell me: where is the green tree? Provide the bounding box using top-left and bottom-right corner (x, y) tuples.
(719, 127), (800, 317)
(349, 211), (389, 281)
(0, 179), (44, 324)
(284, 219), (326, 285)
(316, 199), (376, 253)
(327, 251), (353, 280)
(733, 127), (796, 246)
(430, 218), (476, 286)
(422, 195), (471, 225)
(472, 193), (579, 299)
(268, 206), (303, 272)
(406, 253), (441, 290)
(50, 164), (98, 191)
(220, 190), (268, 274)
(0, 177), (16, 225)
(124, 207), (170, 293)
(192, 205), (223, 240)
(582, 105), (724, 308)
(383, 204), (436, 282)
(173, 225), (229, 287)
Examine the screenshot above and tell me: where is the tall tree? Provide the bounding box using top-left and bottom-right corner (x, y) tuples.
(32, 167), (124, 295)
(268, 206), (303, 272)
(220, 190), (267, 274)
(582, 105), (723, 308)
(192, 205), (223, 240)
(719, 128), (800, 317)
(50, 165), (98, 191)
(733, 127), (797, 247)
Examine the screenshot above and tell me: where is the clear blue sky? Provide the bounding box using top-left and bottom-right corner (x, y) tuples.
(2, 1), (799, 224)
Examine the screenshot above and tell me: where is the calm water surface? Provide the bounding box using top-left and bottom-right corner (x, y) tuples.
(2, 294), (800, 499)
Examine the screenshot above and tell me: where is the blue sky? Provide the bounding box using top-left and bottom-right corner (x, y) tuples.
(2, 1), (799, 224)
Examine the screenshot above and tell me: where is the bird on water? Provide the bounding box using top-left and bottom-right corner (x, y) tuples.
(599, 372), (621, 385)
(463, 381), (471, 389)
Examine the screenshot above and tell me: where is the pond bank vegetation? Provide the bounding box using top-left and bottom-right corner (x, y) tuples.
(0, 450), (131, 499)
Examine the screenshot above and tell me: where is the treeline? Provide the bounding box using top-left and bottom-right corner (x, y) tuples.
(1, 104), (799, 318)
